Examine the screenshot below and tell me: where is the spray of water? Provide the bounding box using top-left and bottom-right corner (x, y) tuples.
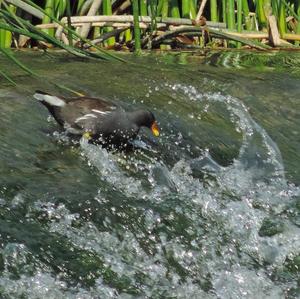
(1, 84), (299, 298)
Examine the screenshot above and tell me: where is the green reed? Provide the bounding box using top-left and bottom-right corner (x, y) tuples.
(182, 0), (190, 18)
(278, 0), (287, 36)
(103, 0), (115, 46)
(296, 0), (300, 45)
(237, 0), (242, 48)
(210, 0), (218, 22)
(140, 0), (147, 15)
(42, 0), (55, 36)
(242, 0), (252, 30)
(170, 0), (180, 18)
(132, 0), (141, 53)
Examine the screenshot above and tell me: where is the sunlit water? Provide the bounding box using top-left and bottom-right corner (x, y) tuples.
(0, 51), (300, 298)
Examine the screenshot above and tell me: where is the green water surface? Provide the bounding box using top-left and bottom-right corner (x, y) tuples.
(0, 51), (299, 298)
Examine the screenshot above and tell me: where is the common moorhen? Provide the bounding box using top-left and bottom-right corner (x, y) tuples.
(34, 90), (159, 147)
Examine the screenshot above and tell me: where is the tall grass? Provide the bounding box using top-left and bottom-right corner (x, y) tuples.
(0, 0), (300, 54)
(1, 0), (299, 87)
(0, 3), (16, 48)
(0, 0), (126, 86)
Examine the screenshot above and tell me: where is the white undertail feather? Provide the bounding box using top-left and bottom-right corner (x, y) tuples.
(34, 93), (66, 107)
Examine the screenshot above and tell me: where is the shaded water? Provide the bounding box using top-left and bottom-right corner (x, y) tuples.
(0, 51), (300, 298)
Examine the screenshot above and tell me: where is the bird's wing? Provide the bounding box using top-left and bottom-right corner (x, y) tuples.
(66, 97), (117, 112)
(61, 97), (118, 134)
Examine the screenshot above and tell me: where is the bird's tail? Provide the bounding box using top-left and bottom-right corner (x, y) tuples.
(34, 90), (66, 108)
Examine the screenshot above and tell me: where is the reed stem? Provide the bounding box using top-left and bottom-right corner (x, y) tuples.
(103, 0), (115, 46)
(182, 0), (190, 18)
(160, 0), (169, 49)
(242, 0), (251, 30)
(296, 0), (300, 45)
(140, 0), (147, 16)
(77, 0), (86, 14)
(157, 0), (163, 16)
(170, 0), (180, 18)
(54, 0), (66, 19)
(237, 0), (242, 48)
(132, 0), (141, 53)
(66, 0), (73, 46)
(0, 3), (18, 48)
(0, 28), (5, 48)
(149, 0), (158, 32)
(222, 0), (226, 23)
(226, 0), (235, 29)
(42, 0), (55, 37)
(226, 0), (236, 47)
(271, 0), (279, 17)
(210, 0), (218, 22)
(161, 0), (168, 17)
(256, 0), (267, 29)
(190, 0), (197, 19)
(278, 0), (286, 36)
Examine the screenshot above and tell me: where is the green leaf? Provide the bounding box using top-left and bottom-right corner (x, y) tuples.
(0, 47), (37, 76)
(0, 68), (17, 85)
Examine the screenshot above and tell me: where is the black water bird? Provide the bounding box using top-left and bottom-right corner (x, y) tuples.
(34, 90), (159, 147)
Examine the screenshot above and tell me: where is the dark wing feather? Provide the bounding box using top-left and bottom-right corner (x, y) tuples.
(59, 97), (119, 134)
(64, 96), (117, 110)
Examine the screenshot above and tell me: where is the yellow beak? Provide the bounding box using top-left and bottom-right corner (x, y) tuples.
(151, 121), (160, 137)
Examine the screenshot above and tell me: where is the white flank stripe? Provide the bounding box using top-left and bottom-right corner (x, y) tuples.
(74, 114), (97, 123)
(84, 113), (97, 118)
(74, 117), (85, 123)
(34, 93), (66, 107)
(92, 109), (110, 115)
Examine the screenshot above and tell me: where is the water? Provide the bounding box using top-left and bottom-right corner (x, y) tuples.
(0, 51), (300, 298)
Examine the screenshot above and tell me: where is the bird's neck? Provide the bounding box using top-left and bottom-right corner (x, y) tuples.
(128, 110), (148, 127)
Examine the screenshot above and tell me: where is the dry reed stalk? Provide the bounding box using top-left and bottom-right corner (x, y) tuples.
(55, 15), (226, 40)
(268, 15), (280, 46)
(38, 22), (167, 30)
(196, 0), (208, 21)
(113, 0), (131, 15)
(223, 30), (268, 39)
(152, 25), (272, 50)
(77, 0), (103, 39)
(282, 33), (300, 41)
(165, 26), (269, 39)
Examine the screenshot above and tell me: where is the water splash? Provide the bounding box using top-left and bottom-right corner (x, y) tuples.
(1, 81), (299, 298)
